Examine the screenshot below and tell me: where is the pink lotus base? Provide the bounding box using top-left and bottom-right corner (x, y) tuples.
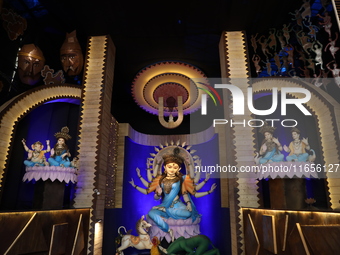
(147, 215), (201, 243)
(22, 166), (77, 183)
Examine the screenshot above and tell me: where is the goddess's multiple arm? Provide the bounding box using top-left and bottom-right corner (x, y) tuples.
(146, 158), (153, 182)
(183, 193), (192, 211)
(136, 168), (149, 188)
(193, 158), (201, 184)
(129, 178), (148, 195)
(193, 183), (217, 198)
(129, 167), (217, 199)
(152, 158), (162, 178)
(195, 173), (210, 191)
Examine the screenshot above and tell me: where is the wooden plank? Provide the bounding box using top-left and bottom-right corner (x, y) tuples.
(301, 225), (340, 254)
(2, 213), (37, 254)
(244, 214), (260, 255)
(4, 213), (49, 255)
(49, 223), (69, 255)
(282, 214), (289, 251)
(288, 223), (310, 255)
(262, 215), (277, 254)
(72, 214), (85, 255)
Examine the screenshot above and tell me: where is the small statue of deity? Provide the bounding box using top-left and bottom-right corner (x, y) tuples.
(48, 127), (72, 167)
(283, 127), (313, 162)
(258, 123), (284, 164)
(129, 147), (216, 241)
(22, 139), (50, 167)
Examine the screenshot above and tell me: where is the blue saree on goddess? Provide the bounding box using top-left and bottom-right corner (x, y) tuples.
(148, 175), (199, 232)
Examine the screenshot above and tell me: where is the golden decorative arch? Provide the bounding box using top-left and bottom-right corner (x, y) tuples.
(251, 78), (340, 209)
(0, 85), (82, 190)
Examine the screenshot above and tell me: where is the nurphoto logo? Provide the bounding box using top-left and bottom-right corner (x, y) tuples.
(199, 83), (312, 128)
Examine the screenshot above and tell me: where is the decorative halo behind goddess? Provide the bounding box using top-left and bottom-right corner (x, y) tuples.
(150, 143), (196, 179)
(128, 141), (217, 244)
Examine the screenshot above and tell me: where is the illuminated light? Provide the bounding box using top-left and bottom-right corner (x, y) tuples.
(94, 219), (103, 250)
(243, 208), (340, 217)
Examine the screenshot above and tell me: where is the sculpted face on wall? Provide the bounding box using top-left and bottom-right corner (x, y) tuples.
(17, 44), (45, 85)
(60, 30), (84, 76)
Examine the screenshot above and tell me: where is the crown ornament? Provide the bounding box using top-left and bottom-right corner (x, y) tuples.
(259, 122), (276, 135)
(291, 127), (301, 134)
(162, 147), (184, 166)
(54, 126), (72, 140)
